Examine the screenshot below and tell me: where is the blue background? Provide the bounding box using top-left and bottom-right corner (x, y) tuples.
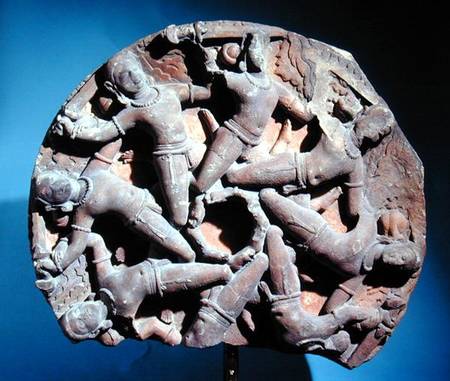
(1, 1), (448, 380)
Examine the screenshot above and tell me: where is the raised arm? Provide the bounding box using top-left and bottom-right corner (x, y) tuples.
(274, 81), (313, 123)
(54, 107), (138, 143)
(169, 83), (212, 103)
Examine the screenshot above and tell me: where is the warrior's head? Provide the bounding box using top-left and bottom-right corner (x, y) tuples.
(35, 171), (83, 212)
(380, 240), (421, 273)
(241, 31), (271, 72)
(353, 104), (395, 147)
(60, 300), (111, 341)
(104, 50), (154, 101)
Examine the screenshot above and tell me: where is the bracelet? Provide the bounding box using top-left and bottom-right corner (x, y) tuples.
(94, 152), (114, 165)
(70, 123), (83, 140)
(286, 96), (297, 111)
(188, 83), (195, 104)
(71, 224), (91, 233)
(52, 250), (64, 273)
(92, 253), (112, 264)
(112, 116), (126, 136)
(343, 181), (364, 188)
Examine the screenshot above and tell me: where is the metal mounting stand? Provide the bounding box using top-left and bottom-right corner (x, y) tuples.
(223, 344), (239, 381)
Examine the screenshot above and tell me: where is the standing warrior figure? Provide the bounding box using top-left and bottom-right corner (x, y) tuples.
(185, 31), (314, 193)
(227, 103), (395, 217)
(55, 50), (211, 226)
(35, 140), (196, 273)
(60, 233), (233, 346)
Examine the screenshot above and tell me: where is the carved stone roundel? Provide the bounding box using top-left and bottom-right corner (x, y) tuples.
(29, 21), (426, 368)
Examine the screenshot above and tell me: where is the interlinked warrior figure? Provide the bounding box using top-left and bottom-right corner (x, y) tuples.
(187, 31), (314, 193)
(259, 189), (421, 312)
(227, 103), (395, 217)
(35, 140), (196, 273)
(59, 233), (232, 346)
(261, 226), (382, 353)
(55, 50), (211, 226)
(184, 253), (269, 347)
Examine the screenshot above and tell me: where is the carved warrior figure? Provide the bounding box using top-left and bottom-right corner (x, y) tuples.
(29, 21), (426, 369)
(260, 189), (421, 277)
(260, 189), (421, 312)
(35, 140), (196, 272)
(184, 253), (269, 347)
(262, 226), (382, 353)
(228, 104), (395, 217)
(55, 50), (211, 227)
(177, 31), (314, 193)
(60, 233), (232, 345)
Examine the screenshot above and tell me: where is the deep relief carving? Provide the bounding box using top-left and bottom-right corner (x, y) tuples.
(29, 21), (426, 368)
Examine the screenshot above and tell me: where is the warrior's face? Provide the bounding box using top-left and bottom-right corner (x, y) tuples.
(106, 53), (154, 99)
(64, 301), (108, 340)
(113, 60), (149, 96)
(247, 33), (269, 71)
(354, 106), (394, 146)
(35, 172), (79, 211)
(381, 242), (420, 272)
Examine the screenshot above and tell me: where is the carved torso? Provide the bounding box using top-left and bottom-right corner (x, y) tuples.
(225, 70), (279, 139)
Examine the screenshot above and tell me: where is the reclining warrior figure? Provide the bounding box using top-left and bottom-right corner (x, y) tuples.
(259, 189), (421, 313)
(59, 233), (233, 346)
(227, 103), (395, 217)
(35, 140), (196, 273)
(54, 49), (211, 226)
(187, 31), (313, 193)
(261, 225), (382, 353)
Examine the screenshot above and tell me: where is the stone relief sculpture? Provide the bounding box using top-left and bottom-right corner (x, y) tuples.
(29, 21), (426, 369)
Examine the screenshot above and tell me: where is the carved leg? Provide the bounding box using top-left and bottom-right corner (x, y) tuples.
(270, 119), (293, 155)
(194, 127), (245, 193)
(263, 225), (374, 349)
(321, 275), (366, 314)
(264, 226), (336, 345)
(153, 153), (190, 227)
(186, 226), (231, 263)
(198, 108), (220, 137)
(266, 226), (299, 296)
(159, 263), (233, 294)
(227, 246), (256, 271)
(310, 186), (343, 212)
(299, 330), (351, 353)
(260, 188), (328, 243)
(184, 253), (268, 347)
(226, 152), (297, 187)
(133, 316), (182, 345)
(132, 206), (196, 262)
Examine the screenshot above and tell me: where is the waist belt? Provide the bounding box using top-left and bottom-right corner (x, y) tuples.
(223, 119), (263, 146)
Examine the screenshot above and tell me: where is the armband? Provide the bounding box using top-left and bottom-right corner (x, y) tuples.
(188, 83), (195, 104)
(71, 224), (91, 233)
